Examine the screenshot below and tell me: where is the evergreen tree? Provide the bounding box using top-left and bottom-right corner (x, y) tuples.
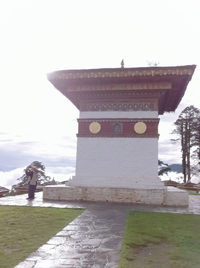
(191, 116), (200, 175)
(12, 161), (56, 191)
(158, 160), (171, 176)
(172, 105), (200, 183)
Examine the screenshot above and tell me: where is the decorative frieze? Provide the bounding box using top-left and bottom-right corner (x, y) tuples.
(89, 122), (101, 134)
(134, 122), (147, 134)
(66, 82), (171, 92)
(80, 102), (157, 111)
(49, 66), (195, 81)
(77, 118), (159, 138)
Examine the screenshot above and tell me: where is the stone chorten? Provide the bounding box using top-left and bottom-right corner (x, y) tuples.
(45, 65), (195, 206)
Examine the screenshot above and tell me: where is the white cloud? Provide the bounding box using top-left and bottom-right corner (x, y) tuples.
(160, 171), (184, 183)
(46, 166), (75, 182)
(0, 168), (24, 189)
(160, 171), (200, 184)
(0, 165), (76, 189)
(159, 141), (182, 165)
(0, 0), (200, 177)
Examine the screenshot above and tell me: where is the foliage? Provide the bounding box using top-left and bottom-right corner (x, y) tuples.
(158, 160), (171, 176)
(192, 115), (200, 174)
(119, 211), (200, 268)
(172, 105), (200, 183)
(12, 161), (56, 192)
(0, 205), (83, 268)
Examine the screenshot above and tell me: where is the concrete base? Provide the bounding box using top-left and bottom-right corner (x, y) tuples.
(43, 185), (188, 206)
(70, 176), (165, 189)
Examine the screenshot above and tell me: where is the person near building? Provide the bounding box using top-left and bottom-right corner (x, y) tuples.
(25, 165), (40, 200)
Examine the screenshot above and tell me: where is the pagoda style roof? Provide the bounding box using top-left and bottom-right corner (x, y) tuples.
(47, 65), (196, 114)
(0, 186), (9, 197)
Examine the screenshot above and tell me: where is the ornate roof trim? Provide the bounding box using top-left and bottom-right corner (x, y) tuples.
(48, 65), (196, 81)
(47, 65), (196, 114)
(66, 82), (171, 92)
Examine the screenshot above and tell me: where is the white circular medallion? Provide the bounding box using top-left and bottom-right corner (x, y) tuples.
(134, 122), (147, 134)
(89, 122), (101, 134)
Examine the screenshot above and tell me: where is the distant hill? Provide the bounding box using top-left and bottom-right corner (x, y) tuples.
(168, 164), (182, 173)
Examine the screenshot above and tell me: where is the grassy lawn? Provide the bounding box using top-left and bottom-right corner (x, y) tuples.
(188, 191), (200, 195)
(0, 205), (83, 268)
(119, 211), (200, 268)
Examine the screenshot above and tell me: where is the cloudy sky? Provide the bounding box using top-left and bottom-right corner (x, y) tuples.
(0, 0), (200, 188)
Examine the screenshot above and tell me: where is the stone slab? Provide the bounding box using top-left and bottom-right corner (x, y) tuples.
(43, 185), (188, 206)
(164, 186), (189, 206)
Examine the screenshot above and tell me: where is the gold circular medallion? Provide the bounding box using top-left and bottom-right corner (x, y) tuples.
(134, 122), (147, 134)
(89, 122), (101, 134)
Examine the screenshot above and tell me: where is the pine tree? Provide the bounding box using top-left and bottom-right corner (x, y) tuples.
(172, 105), (200, 183)
(12, 161), (56, 192)
(191, 116), (200, 175)
(158, 160), (171, 175)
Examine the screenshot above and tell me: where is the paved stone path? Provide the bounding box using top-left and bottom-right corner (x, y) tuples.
(0, 192), (200, 267)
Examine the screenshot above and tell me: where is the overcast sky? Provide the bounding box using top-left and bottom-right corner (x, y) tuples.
(0, 0), (200, 188)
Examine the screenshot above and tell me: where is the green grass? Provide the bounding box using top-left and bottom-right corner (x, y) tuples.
(0, 205), (83, 268)
(119, 211), (200, 268)
(188, 191), (200, 195)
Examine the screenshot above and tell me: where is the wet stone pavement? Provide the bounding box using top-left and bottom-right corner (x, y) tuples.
(0, 192), (200, 267)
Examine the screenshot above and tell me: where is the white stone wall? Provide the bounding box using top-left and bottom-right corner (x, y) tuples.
(72, 137), (163, 189)
(72, 110), (162, 189)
